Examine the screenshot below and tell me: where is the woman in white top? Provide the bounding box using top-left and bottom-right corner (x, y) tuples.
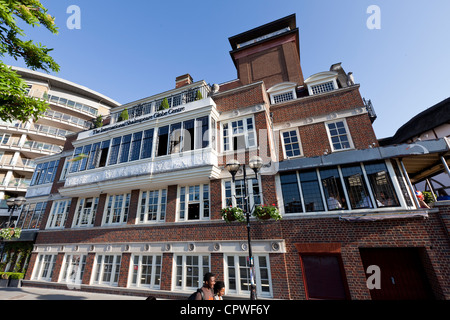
(214, 281), (225, 300)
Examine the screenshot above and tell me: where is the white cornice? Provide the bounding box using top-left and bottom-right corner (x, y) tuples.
(273, 106), (368, 131)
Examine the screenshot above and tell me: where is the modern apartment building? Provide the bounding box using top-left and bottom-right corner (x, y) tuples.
(0, 66), (120, 226)
(18, 15), (450, 300)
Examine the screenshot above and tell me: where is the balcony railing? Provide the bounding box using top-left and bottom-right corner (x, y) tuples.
(1, 178), (31, 189)
(0, 120), (74, 138)
(27, 89), (99, 117)
(22, 140), (63, 153)
(109, 84), (211, 125)
(43, 109), (93, 129)
(0, 138), (62, 154)
(0, 158), (36, 169)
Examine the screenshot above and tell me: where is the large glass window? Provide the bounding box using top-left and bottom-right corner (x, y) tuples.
(60, 254), (87, 285)
(73, 197), (99, 227)
(119, 134), (132, 163)
(138, 189), (167, 223)
(226, 255), (272, 298)
(364, 162), (400, 208)
(326, 120), (352, 151)
(299, 170), (324, 212)
(103, 193), (131, 225)
(108, 137), (122, 165)
(178, 184), (210, 221)
(319, 168), (348, 211)
(31, 160), (59, 186)
(280, 173), (303, 214)
(174, 255), (210, 291)
(17, 202), (47, 230)
(223, 117), (256, 152)
(341, 165), (372, 209)
(129, 255), (162, 289)
(156, 126), (169, 157)
(93, 255), (121, 286)
(282, 130), (302, 158)
(141, 129), (154, 159)
(47, 200), (71, 229)
(32, 254), (57, 281)
(224, 178), (261, 211)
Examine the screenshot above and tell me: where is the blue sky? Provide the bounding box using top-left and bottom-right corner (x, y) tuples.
(4, 0), (450, 139)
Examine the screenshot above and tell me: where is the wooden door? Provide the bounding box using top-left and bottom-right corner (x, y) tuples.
(360, 248), (434, 300)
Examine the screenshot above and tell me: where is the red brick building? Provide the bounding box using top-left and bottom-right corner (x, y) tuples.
(18, 14), (450, 300)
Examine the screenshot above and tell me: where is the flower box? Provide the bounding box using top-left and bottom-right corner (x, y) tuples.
(252, 204), (282, 221)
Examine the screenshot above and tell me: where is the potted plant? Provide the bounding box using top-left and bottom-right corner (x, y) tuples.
(252, 204), (282, 221)
(160, 97), (170, 110)
(118, 108), (129, 122)
(195, 90), (203, 101)
(221, 206), (245, 223)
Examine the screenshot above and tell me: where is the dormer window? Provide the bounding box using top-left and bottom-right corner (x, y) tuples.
(267, 82), (298, 105)
(310, 81), (335, 95)
(304, 72), (339, 96)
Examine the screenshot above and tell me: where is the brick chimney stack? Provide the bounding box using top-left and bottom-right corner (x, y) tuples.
(176, 74), (193, 88)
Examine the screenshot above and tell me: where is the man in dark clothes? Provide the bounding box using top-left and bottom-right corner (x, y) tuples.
(196, 272), (216, 300)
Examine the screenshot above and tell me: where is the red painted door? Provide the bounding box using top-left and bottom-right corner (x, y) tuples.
(360, 248), (434, 300)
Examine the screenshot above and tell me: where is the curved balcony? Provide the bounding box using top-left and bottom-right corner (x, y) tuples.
(0, 178), (31, 192)
(0, 157), (36, 173)
(41, 110), (93, 131)
(0, 138), (63, 157)
(0, 121), (74, 144)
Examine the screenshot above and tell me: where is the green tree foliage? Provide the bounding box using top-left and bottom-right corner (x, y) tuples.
(0, 0), (60, 122)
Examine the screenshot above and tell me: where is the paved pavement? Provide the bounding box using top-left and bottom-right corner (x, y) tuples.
(0, 287), (146, 300)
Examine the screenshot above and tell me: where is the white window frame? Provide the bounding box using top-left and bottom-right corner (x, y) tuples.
(270, 89), (296, 104)
(72, 197), (99, 228)
(280, 128), (303, 159)
(223, 177), (263, 210)
(173, 254), (210, 292)
(224, 254), (273, 298)
(102, 193), (131, 226)
(32, 254), (57, 281)
(177, 184), (210, 222)
(309, 80), (337, 95)
(325, 119), (354, 152)
(91, 254), (122, 286)
(46, 199), (71, 229)
(221, 116), (257, 152)
(128, 254), (162, 289)
(137, 189), (167, 224)
(59, 254), (87, 285)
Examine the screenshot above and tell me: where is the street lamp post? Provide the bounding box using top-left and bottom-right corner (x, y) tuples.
(6, 197), (26, 228)
(225, 156), (263, 301)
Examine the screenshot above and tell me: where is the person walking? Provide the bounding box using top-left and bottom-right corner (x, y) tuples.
(194, 272), (216, 300)
(214, 281), (225, 300)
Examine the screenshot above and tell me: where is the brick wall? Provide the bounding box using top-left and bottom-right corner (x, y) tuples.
(24, 200), (450, 300)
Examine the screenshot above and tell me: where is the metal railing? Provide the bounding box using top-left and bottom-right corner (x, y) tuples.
(0, 158), (36, 169)
(0, 120), (74, 138)
(1, 178), (31, 189)
(27, 89), (99, 117)
(43, 109), (93, 129)
(109, 84), (211, 124)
